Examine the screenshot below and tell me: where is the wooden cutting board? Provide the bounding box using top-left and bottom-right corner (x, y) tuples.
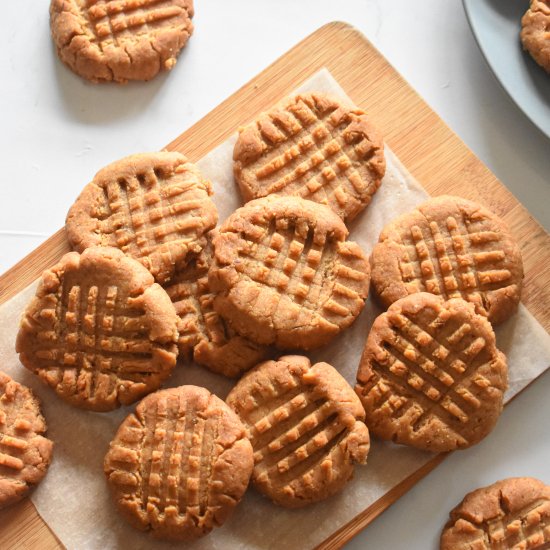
(1, 21), (549, 550)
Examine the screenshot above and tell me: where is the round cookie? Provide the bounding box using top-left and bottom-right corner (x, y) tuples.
(226, 355), (370, 508)
(521, 0), (550, 74)
(233, 92), (386, 222)
(66, 152), (217, 284)
(164, 235), (270, 377)
(356, 293), (508, 452)
(104, 385), (253, 541)
(50, 0), (194, 83)
(208, 195), (370, 350)
(0, 372), (53, 509)
(16, 247), (179, 412)
(370, 195), (523, 325)
(441, 477), (550, 549)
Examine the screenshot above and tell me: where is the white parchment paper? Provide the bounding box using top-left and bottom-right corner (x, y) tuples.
(1, 70), (549, 550)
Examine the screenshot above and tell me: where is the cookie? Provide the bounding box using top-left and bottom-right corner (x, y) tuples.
(233, 92), (385, 222)
(371, 195), (523, 325)
(104, 385), (253, 541)
(66, 152), (217, 284)
(521, 0), (550, 74)
(0, 372), (54, 509)
(163, 237), (269, 378)
(16, 247), (179, 412)
(355, 293), (508, 452)
(226, 355), (370, 508)
(208, 195), (370, 350)
(441, 477), (550, 549)
(50, 0), (194, 83)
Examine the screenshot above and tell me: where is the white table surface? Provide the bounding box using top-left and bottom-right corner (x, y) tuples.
(1, 1), (549, 549)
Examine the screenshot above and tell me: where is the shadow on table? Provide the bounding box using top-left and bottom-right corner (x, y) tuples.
(523, 50), (550, 107)
(49, 40), (193, 125)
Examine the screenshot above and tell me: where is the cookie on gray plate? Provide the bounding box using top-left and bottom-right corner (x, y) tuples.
(521, 0), (550, 74)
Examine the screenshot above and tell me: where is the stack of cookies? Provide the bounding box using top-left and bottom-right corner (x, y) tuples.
(10, 90), (544, 548)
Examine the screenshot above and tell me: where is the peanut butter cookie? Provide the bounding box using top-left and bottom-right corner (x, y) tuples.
(164, 236), (269, 377)
(0, 372), (54, 509)
(208, 196), (370, 350)
(233, 92), (385, 222)
(66, 152), (217, 284)
(16, 247), (179, 411)
(226, 355), (370, 508)
(356, 293), (508, 452)
(521, 0), (550, 74)
(50, 0), (194, 82)
(370, 195), (523, 325)
(441, 477), (550, 549)
(104, 385), (253, 541)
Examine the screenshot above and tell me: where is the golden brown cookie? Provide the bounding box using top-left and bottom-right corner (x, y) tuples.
(65, 152), (217, 284)
(226, 355), (370, 508)
(16, 247), (179, 412)
(371, 195), (523, 325)
(233, 92), (386, 222)
(0, 372), (53, 509)
(521, 0), (550, 74)
(104, 385), (253, 541)
(163, 237), (269, 378)
(441, 477), (550, 549)
(208, 195), (370, 350)
(356, 293), (508, 452)
(50, 0), (194, 83)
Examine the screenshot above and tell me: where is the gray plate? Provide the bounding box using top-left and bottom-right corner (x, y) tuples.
(463, 0), (550, 139)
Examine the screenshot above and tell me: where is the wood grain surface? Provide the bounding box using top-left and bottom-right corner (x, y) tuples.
(1, 21), (549, 550)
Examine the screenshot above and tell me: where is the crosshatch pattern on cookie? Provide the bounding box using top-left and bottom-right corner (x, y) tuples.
(441, 478), (550, 550)
(93, 167), (206, 262)
(397, 216), (510, 305)
(104, 386), (253, 541)
(0, 377), (41, 473)
(480, 500), (550, 549)
(50, 0), (194, 82)
(371, 196), (523, 324)
(210, 198), (369, 349)
(86, 0), (187, 46)
(227, 357), (369, 508)
(234, 93), (385, 221)
(16, 249), (178, 411)
(21, 285), (171, 403)
(66, 153), (217, 284)
(164, 248), (268, 378)
(0, 373), (53, 508)
(233, 219), (365, 322)
(356, 295), (507, 452)
(247, 377), (350, 493)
